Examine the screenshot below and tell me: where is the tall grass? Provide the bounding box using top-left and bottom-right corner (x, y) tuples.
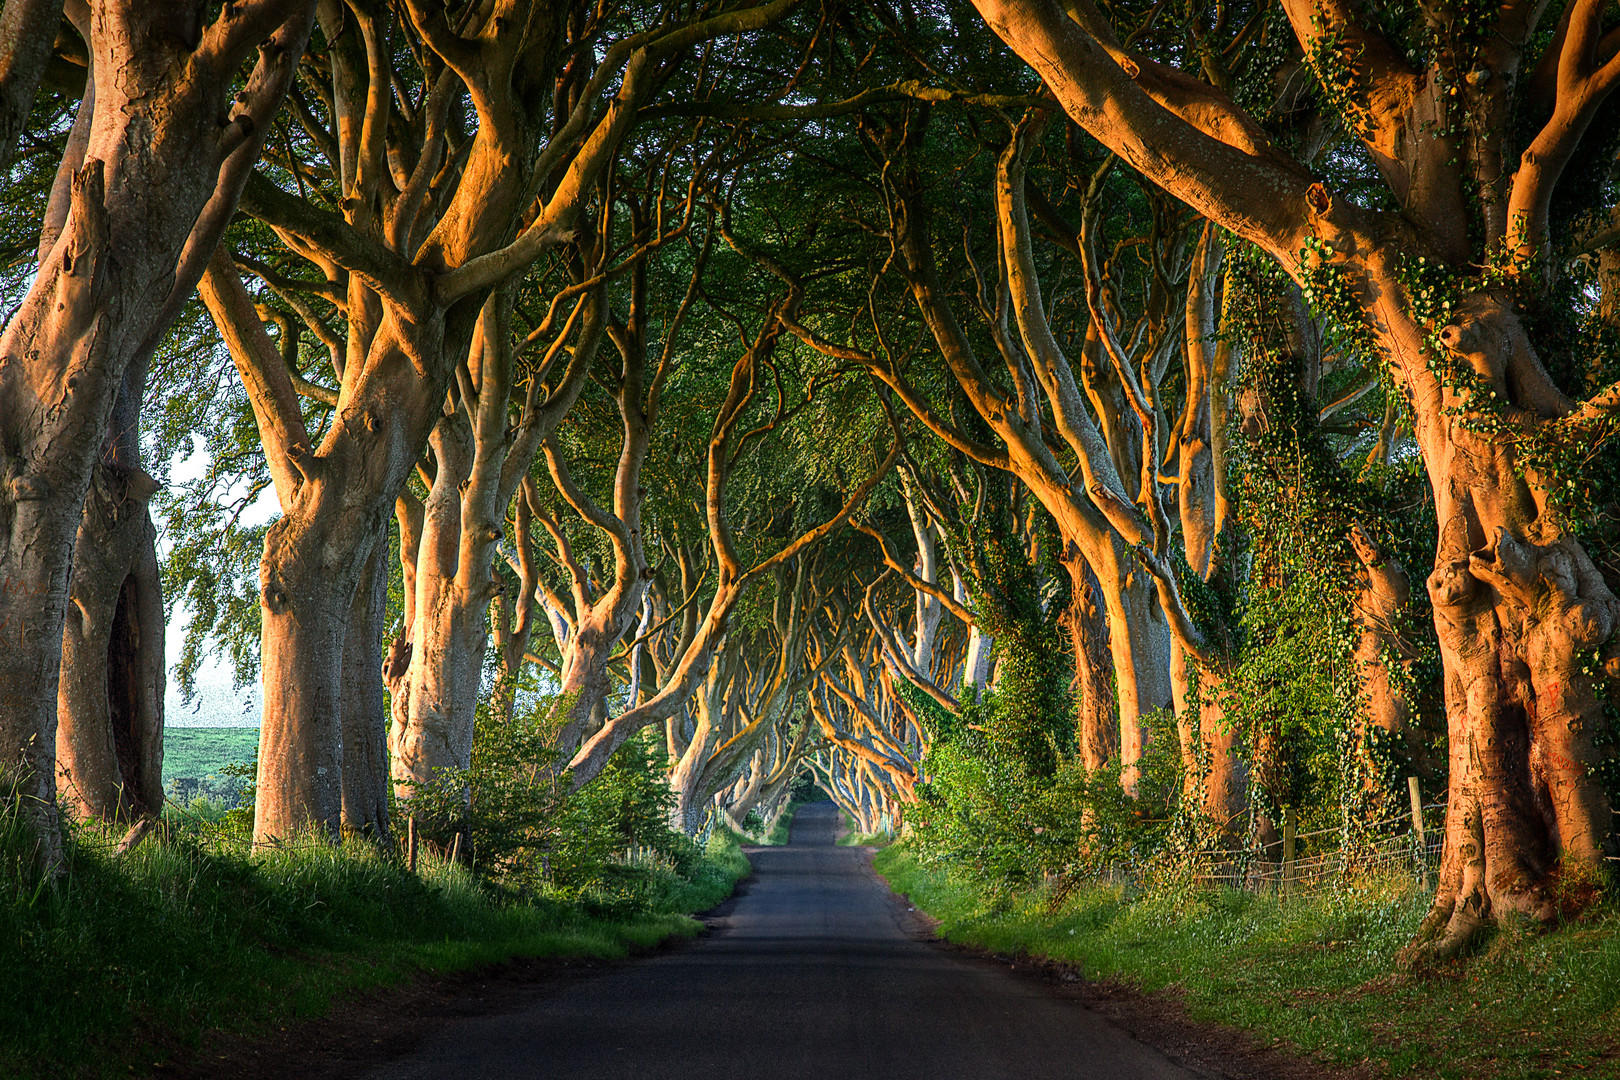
(877, 845), (1620, 1079)
(0, 807), (748, 1080)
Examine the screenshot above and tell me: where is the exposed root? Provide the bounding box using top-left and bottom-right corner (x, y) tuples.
(1398, 896), (1489, 968)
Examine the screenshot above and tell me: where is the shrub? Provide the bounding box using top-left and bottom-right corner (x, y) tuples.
(408, 696), (709, 918)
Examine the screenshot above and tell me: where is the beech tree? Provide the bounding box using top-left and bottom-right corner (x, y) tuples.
(0, 0), (315, 867)
(198, 0), (798, 844)
(971, 0), (1620, 952)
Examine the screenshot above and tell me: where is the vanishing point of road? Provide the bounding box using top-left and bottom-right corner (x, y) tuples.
(368, 801), (1200, 1080)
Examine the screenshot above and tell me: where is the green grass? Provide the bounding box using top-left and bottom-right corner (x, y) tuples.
(835, 808), (896, 847)
(759, 801), (807, 845)
(1, 816), (749, 1080)
(161, 727), (258, 791)
(876, 845), (1620, 1080)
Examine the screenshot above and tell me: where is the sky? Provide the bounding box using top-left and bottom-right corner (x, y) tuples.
(162, 436), (275, 728)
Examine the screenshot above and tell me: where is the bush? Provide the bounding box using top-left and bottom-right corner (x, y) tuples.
(408, 696), (714, 919)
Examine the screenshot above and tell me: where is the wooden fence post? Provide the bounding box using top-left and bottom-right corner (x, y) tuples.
(407, 816), (418, 874)
(1407, 776), (1428, 890)
(1282, 807), (1296, 898)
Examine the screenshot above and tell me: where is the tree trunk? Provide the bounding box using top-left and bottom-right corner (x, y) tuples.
(257, 531), (353, 843)
(490, 478), (541, 725)
(553, 613), (641, 763)
(1411, 307), (1620, 951)
(1344, 523), (1422, 820)
(57, 350), (164, 822)
(1061, 554), (1117, 774)
(341, 531), (389, 840)
(0, 1), (313, 867)
(1092, 539), (1171, 790)
(391, 414), (477, 805)
(953, 569), (994, 694)
(243, 301), (454, 846)
(668, 664), (730, 835)
(1170, 643), (1247, 845)
(56, 481), (164, 823)
(56, 464), (164, 822)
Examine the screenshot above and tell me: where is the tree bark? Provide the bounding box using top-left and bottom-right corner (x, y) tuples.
(341, 528), (389, 840)
(1061, 553), (1117, 774)
(56, 370), (163, 823)
(1350, 524), (1418, 739)
(1169, 642), (1246, 845)
(0, 0), (313, 867)
(390, 412), (477, 806)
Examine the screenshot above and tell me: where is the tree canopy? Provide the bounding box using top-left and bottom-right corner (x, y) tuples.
(2, 0), (1618, 961)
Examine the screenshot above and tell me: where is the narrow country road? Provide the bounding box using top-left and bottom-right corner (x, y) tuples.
(367, 802), (1201, 1080)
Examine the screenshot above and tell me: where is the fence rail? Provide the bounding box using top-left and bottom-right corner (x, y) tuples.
(1139, 779), (1449, 898)
(1189, 827), (1443, 894)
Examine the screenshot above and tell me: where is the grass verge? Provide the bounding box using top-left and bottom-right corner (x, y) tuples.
(875, 844), (1620, 1080)
(835, 809), (896, 847)
(760, 801), (806, 846)
(1, 818), (749, 1080)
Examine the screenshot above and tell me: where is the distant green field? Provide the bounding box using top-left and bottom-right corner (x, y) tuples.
(163, 727), (258, 804)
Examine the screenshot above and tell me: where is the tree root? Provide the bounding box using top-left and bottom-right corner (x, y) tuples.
(1398, 897), (1489, 968)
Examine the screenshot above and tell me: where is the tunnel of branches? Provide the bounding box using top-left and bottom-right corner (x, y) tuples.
(4, 0), (1620, 960)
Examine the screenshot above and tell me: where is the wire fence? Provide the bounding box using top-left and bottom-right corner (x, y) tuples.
(1077, 778), (1451, 901)
(1183, 804), (1446, 896)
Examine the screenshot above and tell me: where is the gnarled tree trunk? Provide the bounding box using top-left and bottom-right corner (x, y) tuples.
(56, 371), (164, 823)
(1060, 553), (1117, 774)
(341, 530), (389, 839)
(0, 0), (313, 867)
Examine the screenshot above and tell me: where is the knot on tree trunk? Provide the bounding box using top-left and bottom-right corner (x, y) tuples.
(1468, 528), (1617, 648)
(1438, 293), (1574, 420)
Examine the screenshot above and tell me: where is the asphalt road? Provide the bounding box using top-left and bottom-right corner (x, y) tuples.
(367, 801), (1200, 1080)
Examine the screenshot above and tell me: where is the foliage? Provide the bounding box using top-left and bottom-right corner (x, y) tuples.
(1226, 244), (1445, 840)
(408, 696), (720, 920)
(907, 500), (1194, 886)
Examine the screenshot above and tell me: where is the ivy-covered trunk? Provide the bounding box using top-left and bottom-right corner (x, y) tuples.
(1348, 524), (1423, 795)
(1395, 290), (1618, 954)
(1169, 643), (1247, 845)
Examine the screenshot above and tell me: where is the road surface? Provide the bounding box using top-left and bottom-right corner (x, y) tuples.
(367, 801), (1201, 1080)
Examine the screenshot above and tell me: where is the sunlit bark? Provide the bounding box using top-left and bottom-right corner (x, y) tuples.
(56, 370), (164, 823)
(971, 0), (1620, 951)
(0, 0), (313, 866)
